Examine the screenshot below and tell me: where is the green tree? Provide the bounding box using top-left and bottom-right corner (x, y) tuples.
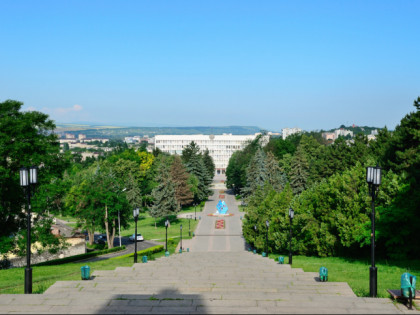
(170, 155), (193, 206)
(241, 148), (267, 197)
(181, 141), (201, 165)
(265, 152), (287, 191)
(0, 100), (66, 256)
(226, 136), (262, 192)
(289, 145), (309, 194)
(185, 154), (212, 202)
(150, 157), (180, 224)
(202, 149), (215, 179)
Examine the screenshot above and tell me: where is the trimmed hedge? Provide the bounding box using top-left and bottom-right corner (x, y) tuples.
(34, 245), (126, 266)
(115, 245), (164, 260)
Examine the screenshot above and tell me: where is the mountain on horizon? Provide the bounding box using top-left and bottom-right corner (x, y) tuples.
(55, 125), (266, 139)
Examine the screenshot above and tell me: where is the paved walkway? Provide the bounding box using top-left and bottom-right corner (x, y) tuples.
(0, 180), (417, 314)
(181, 184), (245, 253)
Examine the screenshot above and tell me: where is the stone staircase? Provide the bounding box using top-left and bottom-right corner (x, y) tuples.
(0, 251), (412, 314)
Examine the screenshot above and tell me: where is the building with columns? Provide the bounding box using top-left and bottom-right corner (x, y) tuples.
(154, 133), (268, 175)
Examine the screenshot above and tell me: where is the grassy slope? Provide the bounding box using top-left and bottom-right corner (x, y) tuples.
(267, 253), (420, 298)
(0, 244), (177, 294)
(121, 205), (202, 241)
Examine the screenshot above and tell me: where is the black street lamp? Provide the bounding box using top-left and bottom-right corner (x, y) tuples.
(165, 219), (169, 252)
(288, 207), (294, 265)
(180, 224), (183, 252)
(194, 203), (197, 221)
(366, 165), (382, 297)
(20, 166), (38, 294)
(265, 220), (270, 257)
(133, 208), (139, 263)
(188, 215), (191, 237)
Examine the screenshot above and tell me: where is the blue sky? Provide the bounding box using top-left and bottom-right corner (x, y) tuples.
(1, 1), (419, 131)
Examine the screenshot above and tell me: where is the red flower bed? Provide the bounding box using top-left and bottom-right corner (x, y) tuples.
(215, 219), (225, 229)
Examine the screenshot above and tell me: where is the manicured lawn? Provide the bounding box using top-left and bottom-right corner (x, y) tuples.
(0, 243), (178, 294)
(177, 202), (204, 215)
(267, 253), (420, 299)
(122, 213), (199, 241)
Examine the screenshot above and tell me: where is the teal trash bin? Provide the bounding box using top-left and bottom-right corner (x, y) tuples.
(142, 256), (148, 263)
(278, 256), (284, 264)
(253, 249), (257, 254)
(81, 265), (90, 280)
(187, 248), (189, 252)
(262, 252), (267, 257)
(401, 273), (416, 298)
(319, 267), (328, 282)
(165, 251), (170, 257)
(179, 248), (182, 253)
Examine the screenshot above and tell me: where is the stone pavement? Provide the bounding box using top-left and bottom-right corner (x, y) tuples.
(0, 181), (417, 314)
(180, 185), (245, 253)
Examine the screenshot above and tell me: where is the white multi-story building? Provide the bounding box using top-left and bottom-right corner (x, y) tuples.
(154, 133), (267, 175)
(334, 128), (353, 139)
(282, 127), (302, 140)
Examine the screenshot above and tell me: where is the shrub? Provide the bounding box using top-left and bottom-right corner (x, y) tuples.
(34, 246), (126, 266)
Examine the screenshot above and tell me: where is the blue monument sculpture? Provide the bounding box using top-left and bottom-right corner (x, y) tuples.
(216, 200), (229, 214)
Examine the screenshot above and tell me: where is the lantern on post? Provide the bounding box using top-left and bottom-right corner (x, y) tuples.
(366, 165), (381, 297)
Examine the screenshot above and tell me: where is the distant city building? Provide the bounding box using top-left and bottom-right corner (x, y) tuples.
(282, 128), (302, 140)
(78, 134), (86, 140)
(124, 137), (135, 144)
(367, 129), (378, 141)
(334, 128), (353, 139)
(322, 132), (335, 141)
(154, 133), (268, 175)
(65, 133), (75, 139)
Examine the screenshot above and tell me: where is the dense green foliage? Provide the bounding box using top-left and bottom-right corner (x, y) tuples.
(1, 101), (214, 261)
(0, 100), (68, 257)
(229, 97), (420, 259)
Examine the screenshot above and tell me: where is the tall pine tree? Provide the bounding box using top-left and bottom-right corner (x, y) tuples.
(289, 145), (309, 194)
(150, 157), (179, 222)
(242, 148), (267, 197)
(170, 155), (194, 206)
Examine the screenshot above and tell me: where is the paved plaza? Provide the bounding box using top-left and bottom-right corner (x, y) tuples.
(0, 180), (417, 314)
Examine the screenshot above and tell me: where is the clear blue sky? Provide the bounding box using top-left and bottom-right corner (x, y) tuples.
(1, 0), (419, 131)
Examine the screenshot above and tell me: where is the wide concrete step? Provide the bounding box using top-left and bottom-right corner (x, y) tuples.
(9, 251), (411, 314)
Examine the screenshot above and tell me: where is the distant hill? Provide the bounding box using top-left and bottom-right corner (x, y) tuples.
(55, 125), (263, 139)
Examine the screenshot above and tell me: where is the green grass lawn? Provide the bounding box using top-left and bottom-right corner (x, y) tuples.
(177, 202), (204, 215)
(54, 214), (77, 222)
(121, 213), (199, 242)
(0, 243), (178, 294)
(267, 253), (420, 299)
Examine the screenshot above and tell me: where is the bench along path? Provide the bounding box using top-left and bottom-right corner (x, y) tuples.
(0, 182), (416, 314)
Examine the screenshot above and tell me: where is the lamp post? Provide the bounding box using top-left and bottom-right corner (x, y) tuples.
(180, 224), (183, 252)
(194, 203), (197, 221)
(366, 165), (382, 297)
(254, 225), (257, 252)
(20, 166), (38, 294)
(133, 208), (139, 263)
(265, 220), (269, 256)
(288, 207), (294, 265)
(165, 219), (169, 252)
(188, 215), (191, 237)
